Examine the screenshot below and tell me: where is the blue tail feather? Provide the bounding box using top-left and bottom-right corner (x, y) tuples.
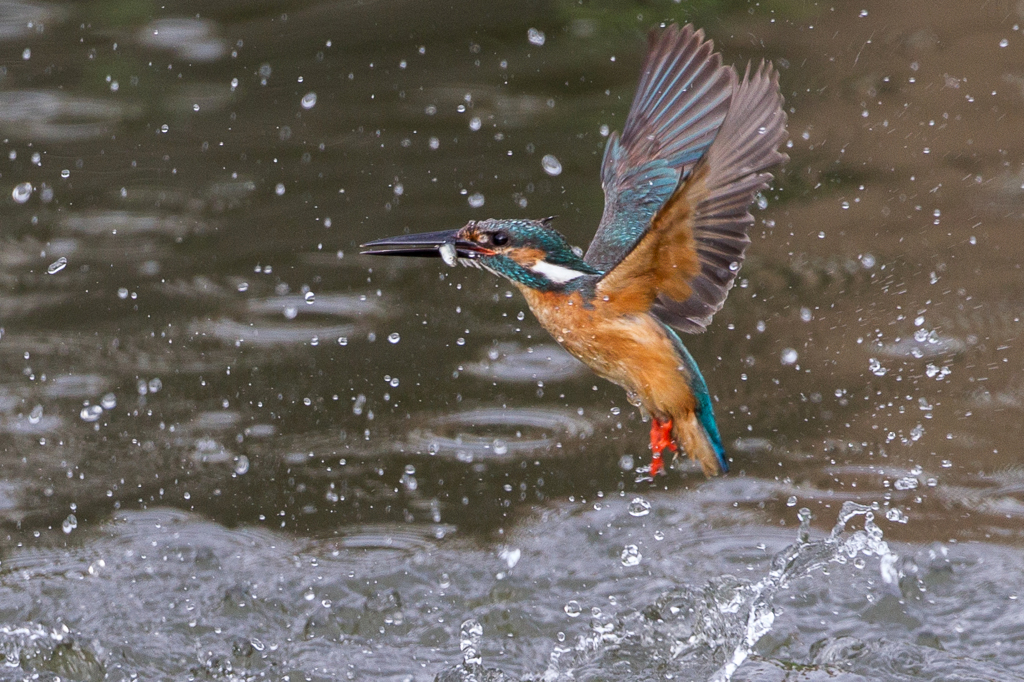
(663, 325), (728, 472)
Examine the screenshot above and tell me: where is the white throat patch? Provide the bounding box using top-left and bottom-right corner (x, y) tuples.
(528, 259), (588, 284)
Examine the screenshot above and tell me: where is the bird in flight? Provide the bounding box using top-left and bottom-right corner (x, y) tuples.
(364, 24), (788, 477)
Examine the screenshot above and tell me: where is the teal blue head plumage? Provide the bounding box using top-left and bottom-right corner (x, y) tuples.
(364, 217), (602, 292)
(363, 24), (788, 477)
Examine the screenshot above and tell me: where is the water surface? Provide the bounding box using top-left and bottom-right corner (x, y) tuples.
(0, 0), (1023, 679)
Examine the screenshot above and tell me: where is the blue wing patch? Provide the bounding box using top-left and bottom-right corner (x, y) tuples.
(585, 25), (733, 272)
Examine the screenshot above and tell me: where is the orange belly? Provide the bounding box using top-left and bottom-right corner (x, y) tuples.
(518, 287), (695, 420)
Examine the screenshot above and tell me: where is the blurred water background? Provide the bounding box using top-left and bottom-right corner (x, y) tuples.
(0, 0), (1023, 679)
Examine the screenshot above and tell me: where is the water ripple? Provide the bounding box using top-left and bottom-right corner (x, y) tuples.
(462, 342), (584, 383)
(247, 293), (379, 318)
(405, 407), (593, 462)
(137, 18), (227, 62)
(190, 318), (355, 346)
(0, 90), (135, 142)
(59, 210), (209, 238)
(315, 524), (454, 555)
(0, 2), (61, 41)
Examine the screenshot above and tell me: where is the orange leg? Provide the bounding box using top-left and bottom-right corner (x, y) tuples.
(648, 418), (678, 477)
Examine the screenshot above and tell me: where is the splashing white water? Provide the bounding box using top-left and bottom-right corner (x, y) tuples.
(436, 501), (900, 682)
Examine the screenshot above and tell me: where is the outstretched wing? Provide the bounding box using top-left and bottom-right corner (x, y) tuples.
(584, 24), (733, 273)
(594, 58), (788, 331)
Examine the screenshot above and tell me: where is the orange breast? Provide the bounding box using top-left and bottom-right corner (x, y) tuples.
(518, 286), (695, 420)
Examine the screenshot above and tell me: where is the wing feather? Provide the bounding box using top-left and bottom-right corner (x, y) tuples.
(585, 24), (733, 273)
(595, 60), (787, 325)
(652, 61), (788, 332)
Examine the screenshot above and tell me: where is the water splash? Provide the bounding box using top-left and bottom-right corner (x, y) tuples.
(705, 503), (898, 681)
(434, 618), (514, 681)
(436, 502), (900, 681)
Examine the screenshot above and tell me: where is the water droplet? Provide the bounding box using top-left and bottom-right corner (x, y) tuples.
(275, 183), (286, 196)
(787, 495), (798, 507)
(564, 600), (582, 617)
(46, 257), (67, 274)
(885, 507), (909, 523)
(527, 28), (546, 46)
(618, 454), (634, 470)
(467, 192), (485, 208)
(492, 438), (508, 455)
(653, 530), (664, 541)
(100, 393), (117, 410)
(429, 136), (440, 150)
(80, 404), (103, 422)
(860, 253), (876, 268)
(337, 336), (348, 346)
(620, 544), (642, 566)
(459, 618), (484, 666)
(541, 154), (562, 176)
(894, 476), (919, 490)
(234, 455), (250, 475)
(28, 405), (43, 424)
(469, 116), (481, 131)
(756, 193), (768, 210)
(868, 358), (887, 376)
(62, 514), (77, 534)
(1000, 38), (1009, 47)
(12, 182), (32, 203)
(388, 332), (400, 344)
(627, 496), (651, 517)
(400, 471), (417, 491)
(304, 291), (315, 304)
(780, 348), (798, 365)
(301, 92), (317, 109)
(859, 9), (869, 17)
(500, 547), (521, 568)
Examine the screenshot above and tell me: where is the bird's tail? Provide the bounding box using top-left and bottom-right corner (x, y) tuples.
(663, 325), (728, 475)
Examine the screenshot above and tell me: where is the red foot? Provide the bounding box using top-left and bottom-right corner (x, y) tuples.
(648, 418), (678, 477)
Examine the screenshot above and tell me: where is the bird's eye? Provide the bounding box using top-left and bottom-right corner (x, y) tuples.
(492, 232), (509, 246)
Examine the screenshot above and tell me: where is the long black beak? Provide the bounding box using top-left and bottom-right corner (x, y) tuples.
(360, 229), (492, 259)
(361, 229), (459, 257)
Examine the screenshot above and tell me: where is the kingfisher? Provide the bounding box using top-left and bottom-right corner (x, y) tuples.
(363, 24), (788, 477)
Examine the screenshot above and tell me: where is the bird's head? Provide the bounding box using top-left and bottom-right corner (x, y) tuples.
(362, 217), (602, 291)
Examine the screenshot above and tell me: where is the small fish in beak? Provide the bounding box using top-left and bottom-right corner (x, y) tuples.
(439, 241), (458, 267)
